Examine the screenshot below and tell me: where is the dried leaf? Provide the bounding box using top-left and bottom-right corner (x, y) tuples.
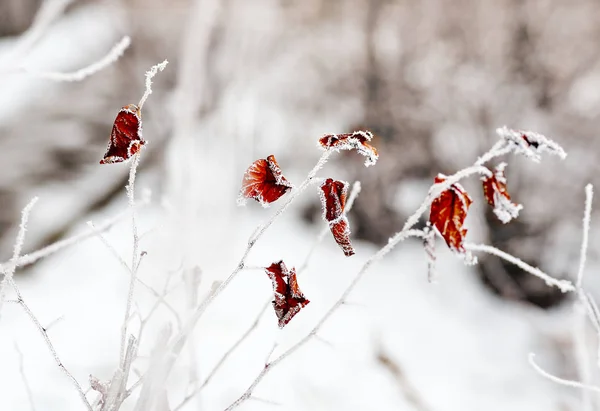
(318, 131), (378, 166)
(238, 155), (293, 207)
(100, 104), (145, 164)
(482, 163), (523, 223)
(265, 261), (310, 328)
(429, 174), (472, 254)
(319, 178), (355, 256)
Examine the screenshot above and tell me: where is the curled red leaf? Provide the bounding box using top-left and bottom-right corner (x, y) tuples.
(318, 131), (378, 166)
(100, 104), (145, 164)
(429, 174), (473, 254)
(319, 178), (355, 257)
(482, 163), (522, 224)
(238, 155), (293, 207)
(265, 261), (310, 328)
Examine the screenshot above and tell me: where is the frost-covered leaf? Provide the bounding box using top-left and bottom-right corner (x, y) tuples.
(238, 154), (293, 207)
(319, 178), (355, 256)
(430, 174), (473, 255)
(265, 261), (310, 328)
(482, 162), (523, 224)
(100, 104), (145, 164)
(318, 131), (379, 166)
(496, 126), (566, 162)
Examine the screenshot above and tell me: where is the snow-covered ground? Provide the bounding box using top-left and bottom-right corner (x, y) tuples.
(0, 184), (583, 410)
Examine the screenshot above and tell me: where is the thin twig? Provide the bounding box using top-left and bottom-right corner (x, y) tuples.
(222, 138), (541, 410)
(0, 197), (38, 315)
(120, 153), (141, 367)
(463, 243), (574, 292)
(224, 229), (425, 410)
(0, 202), (144, 273)
(576, 184), (594, 290)
(529, 354), (600, 393)
(21, 36), (131, 82)
(138, 60), (169, 110)
(163, 151), (332, 379)
(14, 343), (36, 411)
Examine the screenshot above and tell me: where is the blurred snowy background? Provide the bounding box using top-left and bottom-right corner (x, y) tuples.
(0, 0), (600, 410)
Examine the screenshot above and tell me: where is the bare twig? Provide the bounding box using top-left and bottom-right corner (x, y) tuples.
(14, 343), (36, 411)
(2, 199), (93, 410)
(529, 354), (600, 393)
(463, 243), (574, 292)
(21, 36), (131, 82)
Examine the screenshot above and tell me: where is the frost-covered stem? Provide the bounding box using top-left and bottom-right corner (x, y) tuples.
(173, 299), (270, 411)
(224, 229), (426, 411)
(138, 60), (169, 111)
(573, 184), (594, 410)
(474, 140), (512, 166)
(463, 243), (574, 292)
(574, 303), (593, 411)
(120, 153), (141, 367)
(576, 184), (593, 290)
(13, 284), (93, 411)
(14, 343), (36, 411)
(0, 202), (145, 273)
(528, 354), (600, 393)
(0, 197), (38, 316)
(0, 199), (91, 410)
(21, 36), (131, 82)
(176, 181), (362, 409)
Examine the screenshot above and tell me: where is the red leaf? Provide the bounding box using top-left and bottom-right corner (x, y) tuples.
(265, 261), (310, 328)
(429, 174), (473, 254)
(239, 155), (293, 206)
(481, 163), (522, 223)
(100, 104), (145, 164)
(318, 131), (378, 166)
(319, 178), (355, 257)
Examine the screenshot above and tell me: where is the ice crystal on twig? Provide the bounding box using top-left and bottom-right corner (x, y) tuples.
(496, 126), (566, 162)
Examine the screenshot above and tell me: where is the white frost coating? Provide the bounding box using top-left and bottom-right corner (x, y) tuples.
(318, 179), (349, 224)
(484, 163), (523, 224)
(493, 193), (523, 224)
(318, 131), (379, 167)
(576, 184), (594, 289)
(496, 126), (567, 162)
(138, 59), (169, 110)
(0, 197), (38, 316)
(22, 36), (131, 82)
(464, 243), (574, 292)
(237, 157), (293, 208)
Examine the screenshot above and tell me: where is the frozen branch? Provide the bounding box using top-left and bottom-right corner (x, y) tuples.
(529, 353), (600, 393)
(224, 229), (426, 410)
(1, 199), (93, 411)
(0, 197), (38, 316)
(138, 60), (169, 110)
(576, 184), (594, 290)
(463, 243), (574, 292)
(21, 35), (131, 82)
